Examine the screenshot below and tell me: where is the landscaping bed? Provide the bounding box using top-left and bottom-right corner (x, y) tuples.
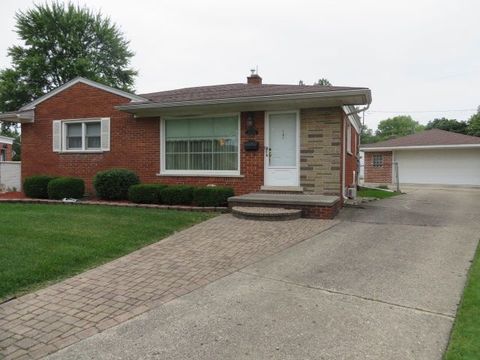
(0, 203), (213, 301)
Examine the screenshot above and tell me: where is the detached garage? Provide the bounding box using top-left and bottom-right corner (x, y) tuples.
(361, 129), (480, 187)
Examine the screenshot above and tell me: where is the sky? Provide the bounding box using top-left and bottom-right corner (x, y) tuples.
(0, 0), (479, 130)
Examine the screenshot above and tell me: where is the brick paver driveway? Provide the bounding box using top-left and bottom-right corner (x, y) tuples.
(0, 214), (335, 359)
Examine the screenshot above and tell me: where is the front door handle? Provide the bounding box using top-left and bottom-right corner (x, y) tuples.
(267, 147), (272, 165)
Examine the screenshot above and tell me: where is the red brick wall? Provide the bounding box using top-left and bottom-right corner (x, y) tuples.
(0, 143), (12, 161)
(21, 82), (264, 195)
(364, 151), (393, 184)
(344, 121), (359, 189)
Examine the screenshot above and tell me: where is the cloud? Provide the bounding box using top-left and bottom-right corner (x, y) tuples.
(0, 0), (478, 128)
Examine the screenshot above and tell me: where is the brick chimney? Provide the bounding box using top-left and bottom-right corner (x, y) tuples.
(247, 72), (262, 85)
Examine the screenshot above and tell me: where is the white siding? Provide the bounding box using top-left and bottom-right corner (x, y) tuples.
(0, 162), (21, 191)
(394, 148), (480, 186)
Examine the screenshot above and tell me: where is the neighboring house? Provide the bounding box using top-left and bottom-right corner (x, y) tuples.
(0, 73), (371, 216)
(361, 129), (480, 187)
(0, 135), (21, 191)
(0, 135), (13, 161)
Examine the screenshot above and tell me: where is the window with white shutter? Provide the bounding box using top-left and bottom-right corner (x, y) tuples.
(52, 120), (62, 152)
(100, 118), (110, 151)
(52, 118), (110, 153)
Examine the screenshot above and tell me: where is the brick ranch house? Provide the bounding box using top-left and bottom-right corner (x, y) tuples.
(361, 129), (480, 187)
(0, 135), (13, 162)
(1, 74), (371, 217)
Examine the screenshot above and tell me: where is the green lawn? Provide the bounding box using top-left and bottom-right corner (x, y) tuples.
(444, 242), (480, 360)
(357, 188), (400, 199)
(0, 203), (214, 300)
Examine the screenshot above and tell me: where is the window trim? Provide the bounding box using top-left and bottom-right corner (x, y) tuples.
(60, 118), (107, 153)
(159, 113), (241, 176)
(346, 122), (352, 155)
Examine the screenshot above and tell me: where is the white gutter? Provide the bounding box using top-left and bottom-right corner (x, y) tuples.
(0, 135), (14, 144)
(361, 144), (480, 151)
(116, 88), (372, 112)
(0, 110), (34, 123)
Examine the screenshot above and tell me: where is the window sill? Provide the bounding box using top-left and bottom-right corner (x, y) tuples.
(156, 172), (244, 178)
(57, 150), (106, 154)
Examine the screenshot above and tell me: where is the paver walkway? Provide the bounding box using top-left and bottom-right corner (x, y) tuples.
(0, 215), (335, 359)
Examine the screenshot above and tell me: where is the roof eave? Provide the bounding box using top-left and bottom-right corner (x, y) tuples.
(0, 135), (14, 144)
(0, 110), (35, 123)
(19, 77), (147, 111)
(115, 89), (371, 116)
(361, 144), (480, 151)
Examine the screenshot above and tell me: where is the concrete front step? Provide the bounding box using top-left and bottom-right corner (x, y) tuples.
(228, 192), (341, 219)
(231, 206), (302, 221)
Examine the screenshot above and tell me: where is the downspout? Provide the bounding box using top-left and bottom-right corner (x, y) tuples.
(343, 103), (370, 199)
(345, 103), (370, 117)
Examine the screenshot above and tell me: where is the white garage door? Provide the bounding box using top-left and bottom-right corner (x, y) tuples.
(395, 148), (480, 186)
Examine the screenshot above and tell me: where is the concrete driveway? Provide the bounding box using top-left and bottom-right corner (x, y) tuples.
(48, 188), (480, 360)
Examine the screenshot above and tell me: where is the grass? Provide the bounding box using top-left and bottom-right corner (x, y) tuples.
(357, 187), (400, 199)
(0, 203), (214, 300)
(444, 242), (480, 360)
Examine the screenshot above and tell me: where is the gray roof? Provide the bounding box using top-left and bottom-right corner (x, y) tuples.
(361, 129), (480, 149)
(137, 83), (368, 104)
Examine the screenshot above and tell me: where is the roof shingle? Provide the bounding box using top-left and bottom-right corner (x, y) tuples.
(361, 129), (480, 148)
(138, 83), (367, 104)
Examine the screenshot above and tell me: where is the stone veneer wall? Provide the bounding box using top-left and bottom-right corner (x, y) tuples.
(300, 108), (342, 195)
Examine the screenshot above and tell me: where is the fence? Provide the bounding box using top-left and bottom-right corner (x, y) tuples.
(0, 161), (21, 191)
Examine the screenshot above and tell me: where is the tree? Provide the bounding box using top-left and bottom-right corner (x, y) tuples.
(315, 78), (332, 86)
(375, 115), (424, 141)
(0, 1), (137, 131)
(360, 124), (377, 144)
(467, 107), (480, 137)
(425, 117), (468, 134)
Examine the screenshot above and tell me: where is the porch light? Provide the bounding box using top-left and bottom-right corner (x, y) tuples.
(245, 112), (257, 135)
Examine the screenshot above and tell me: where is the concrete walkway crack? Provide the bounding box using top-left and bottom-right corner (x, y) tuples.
(238, 270), (455, 320)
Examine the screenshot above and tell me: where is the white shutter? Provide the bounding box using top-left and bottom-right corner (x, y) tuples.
(101, 118), (110, 151)
(52, 120), (62, 152)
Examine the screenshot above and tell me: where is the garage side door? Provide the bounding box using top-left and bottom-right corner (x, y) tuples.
(395, 148), (480, 186)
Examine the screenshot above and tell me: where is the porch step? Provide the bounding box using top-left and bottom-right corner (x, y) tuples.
(228, 193), (341, 219)
(260, 186), (304, 194)
(231, 206), (302, 221)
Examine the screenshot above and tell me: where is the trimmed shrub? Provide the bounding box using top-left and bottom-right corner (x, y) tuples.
(23, 175), (56, 199)
(128, 184), (168, 204)
(93, 168), (140, 200)
(193, 186), (234, 207)
(47, 177), (85, 200)
(159, 185), (194, 205)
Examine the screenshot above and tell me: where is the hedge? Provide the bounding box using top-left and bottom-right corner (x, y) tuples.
(93, 168), (140, 200)
(47, 177), (85, 200)
(159, 185), (194, 205)
(128, 184), (168, 204)
(192, 186), (234, 207)
(23, 175), (57, 199)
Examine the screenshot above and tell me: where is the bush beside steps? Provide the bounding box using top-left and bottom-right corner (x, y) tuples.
(128, 184), (168, 204)
(128, 184), (233, 207)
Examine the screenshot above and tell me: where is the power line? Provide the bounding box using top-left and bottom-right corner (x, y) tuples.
(367, 108), (476, 114)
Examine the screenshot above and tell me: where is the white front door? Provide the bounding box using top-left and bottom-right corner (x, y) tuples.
(265, 111), (299, 186)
